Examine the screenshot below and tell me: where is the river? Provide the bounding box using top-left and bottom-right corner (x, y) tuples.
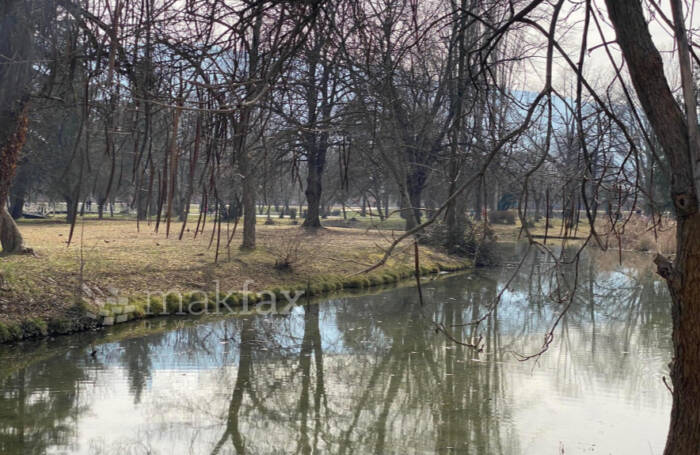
(0, 246), (672, 454)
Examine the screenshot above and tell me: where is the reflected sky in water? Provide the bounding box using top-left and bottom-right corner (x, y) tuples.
(0, 247), (672, 454)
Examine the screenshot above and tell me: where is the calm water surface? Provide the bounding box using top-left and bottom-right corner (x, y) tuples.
(0, 247), (672, 454)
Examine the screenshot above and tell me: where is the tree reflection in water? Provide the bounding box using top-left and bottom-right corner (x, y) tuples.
(0, 345), (91, 453)
(0, 248), (673, 454)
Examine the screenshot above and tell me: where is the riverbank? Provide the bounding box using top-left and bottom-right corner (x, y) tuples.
(0, 219), (470, 343)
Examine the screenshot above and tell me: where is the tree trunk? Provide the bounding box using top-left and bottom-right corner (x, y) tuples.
(534, 189), (542, 221)
(303, 149), (324, 228)
(376, 197), (384, 221)
(658, 214), (700, 453)
(65, 197), (78, 226)
(9, 161), (29, 220)
(0, 206), (23, 253)
(9, 194), (23, 219)
(0, 109), (27, 253)
(0, 0), (33, 253)
(384, 193), (390, 220)
(488, 181), (497, 213)
(239, 149), (256, 250)
(475, 180), (482, 221)
(604, 1), (700, 452)
(405, 172), (425, 230)
(446, 191), (468, 250)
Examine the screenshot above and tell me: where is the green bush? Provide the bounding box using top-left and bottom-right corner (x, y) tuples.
(148, 295), (165, 314)
(165, 294), (184, 314)
(0, 323), (13, 343)
(0, 322), (24, 343)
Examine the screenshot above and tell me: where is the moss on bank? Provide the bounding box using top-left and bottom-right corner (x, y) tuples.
(0, 258), (470, 345)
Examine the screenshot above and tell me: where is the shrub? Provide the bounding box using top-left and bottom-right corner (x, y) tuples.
(48, 318), (73, 335)
(269, 231), (306, 271)
(0, 323), (12, 343)
(289, 208), (297, 220)
(148, 295), (165, 314)
(21, 318), (48, 337)
(489, 210), (516, 225)
(165, 294), (183, 313)
(0, 322), (23, 343)
(422, 220), (498, 266)
(331, 209), (341, 217)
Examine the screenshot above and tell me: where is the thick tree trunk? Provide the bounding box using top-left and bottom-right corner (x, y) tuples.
(0, 109), (28, 254)
(303, 149), (324, 228)
(9, 162), (29, 220)
(446, 192), (468, 250)
(604, 1), (700, 452)
(136, 178), (149, 221)
(660, 214), (700, 453)
(0, 0), (33, 253)
(0, 207), (23, 253)
(405, 171), (425, 230)
(9, 194), (23, 219)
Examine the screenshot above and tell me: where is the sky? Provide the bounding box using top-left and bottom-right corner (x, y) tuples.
(512, 0), (700, 96)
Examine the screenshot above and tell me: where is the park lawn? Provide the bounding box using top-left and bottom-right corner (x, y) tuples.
(489, 217), (592, 242)
(0, 217), (467, 326)
(489, 214), (675, 254)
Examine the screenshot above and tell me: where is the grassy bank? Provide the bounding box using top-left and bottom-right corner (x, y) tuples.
(0, 218), (470, 343)
(489, 212), (675, 254)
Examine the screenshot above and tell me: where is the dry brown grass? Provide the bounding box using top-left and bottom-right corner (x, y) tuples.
(0, 218), (463, 322)
(490, 214), (676, 255)
(593, 215), (676, 255)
